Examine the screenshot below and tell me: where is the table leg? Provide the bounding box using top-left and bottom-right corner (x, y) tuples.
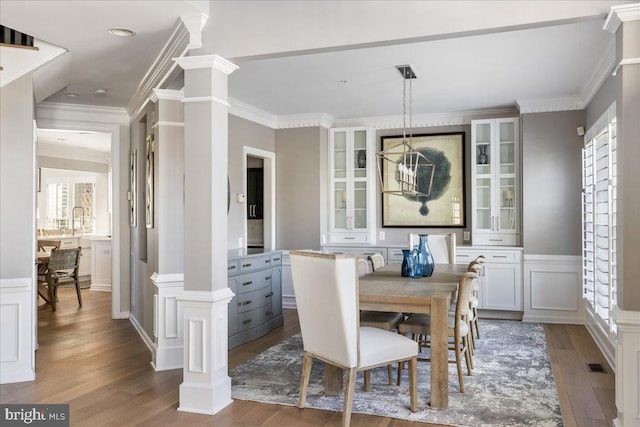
(430, 296), (449, 408)
(324, 363), (343, 396)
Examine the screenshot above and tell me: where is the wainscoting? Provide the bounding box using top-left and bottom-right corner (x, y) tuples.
(0, 277), (35, 384)
(523, 255), (584, 324)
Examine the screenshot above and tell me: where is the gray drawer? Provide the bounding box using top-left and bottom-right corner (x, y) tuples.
(227, 260), (239, 277)
(237, 286), (272, 314)
(239, 255), (272, 274)
(236, 270), (272, 294)
(237, 304), (275, 332)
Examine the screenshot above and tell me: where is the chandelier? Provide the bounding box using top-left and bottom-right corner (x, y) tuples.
(376, 65), (434, 197)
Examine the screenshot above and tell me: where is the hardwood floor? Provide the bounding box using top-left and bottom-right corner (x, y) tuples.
(0, 289), (615, 426)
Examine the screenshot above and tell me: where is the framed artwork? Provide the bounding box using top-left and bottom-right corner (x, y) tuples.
(381, 132), (465, 227)
(145, 135), (154, 229)
(130, 150), (137, 226)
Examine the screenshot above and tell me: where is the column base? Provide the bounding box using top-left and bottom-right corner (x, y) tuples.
(612, 306), (640, 427)
(178, 376), (232, 415)
(151, 273), (184, 371)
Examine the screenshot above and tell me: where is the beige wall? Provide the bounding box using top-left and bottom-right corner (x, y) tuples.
(521, 111), (584, 256)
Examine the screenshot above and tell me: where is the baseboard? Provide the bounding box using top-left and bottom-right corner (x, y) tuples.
(129, 313), (154, 354)
(477, 309), (522, 320)
(522, 313), (584, 324)
(584, 309), (616, 373)
(282, 295), (297, 310)
(113, 310), (130, 320)
(90, 284), (112, 292)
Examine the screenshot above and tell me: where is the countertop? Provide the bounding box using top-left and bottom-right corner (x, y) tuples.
(228, 248), (281, 260)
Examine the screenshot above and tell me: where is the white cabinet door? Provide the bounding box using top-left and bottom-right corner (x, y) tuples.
(483, 263), (522, 310)
(471, 118), (519, 246)
(328, 127), (376, 244)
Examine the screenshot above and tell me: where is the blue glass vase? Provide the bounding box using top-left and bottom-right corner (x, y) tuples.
(401, 249), (421, 278)
(411, 247), (423, 277)
(417, 234), (435, 277)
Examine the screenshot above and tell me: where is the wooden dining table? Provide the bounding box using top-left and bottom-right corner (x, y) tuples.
(36, 251), (51, 302)
(324, 262), (468, 409)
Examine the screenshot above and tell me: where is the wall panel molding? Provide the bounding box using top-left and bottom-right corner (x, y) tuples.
(0, 278), (35, 384)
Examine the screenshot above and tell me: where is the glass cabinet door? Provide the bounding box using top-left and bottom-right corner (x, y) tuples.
(497, 120), (516, 232)
(332, 130), (348, 231)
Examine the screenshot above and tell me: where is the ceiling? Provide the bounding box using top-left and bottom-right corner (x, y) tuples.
(0, 1), (632, 123)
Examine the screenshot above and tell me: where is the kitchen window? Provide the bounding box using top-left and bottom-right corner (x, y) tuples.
(45, 179), (95, 234)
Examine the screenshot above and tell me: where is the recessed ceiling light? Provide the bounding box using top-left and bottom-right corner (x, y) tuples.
(65, 92), (80, 98)
(94, 89), (107, 96)
(109, 28), (136, 37)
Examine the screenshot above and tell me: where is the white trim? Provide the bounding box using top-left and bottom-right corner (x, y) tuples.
(612, 57), (640, 76)
(522, 254), (581, 263)
(242, 147), (277, 251)
(277, 112), (336, 129)
(128, 21), (190, 119)
(151, 89), (184, 103)
(152, 121), (185, 129)
(177, 288), (235, 304)
(0, 278), (35, 384)
(229, 98), (277, 129)
(604, 3), (640, 34)
(581, 39), (617, 106)
(516, 97), (584, 114)
(129, 312), (154, 354)
(612, 306), (640, 332)
(151, 273), (184, 371)
(611, 307), (640, 426)
(174, 54), (239, 75)
(180, 14), (208, 50)
(38, 102), (129, 125)
(182, 96), (230, 107)
(151, 272), (185, 285)
(585, 306), (616, 372)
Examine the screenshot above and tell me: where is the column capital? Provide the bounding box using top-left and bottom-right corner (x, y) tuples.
(604, 3), (640, 34)
(174, 54), (239, 75)
(150, 89), (184, 103)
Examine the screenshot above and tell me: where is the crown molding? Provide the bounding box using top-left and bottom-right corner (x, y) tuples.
(516, 97), (584, 114)
(150, 89), (184, 103)
(174, 54), (239, 75)
(581, 39), (617, 106)
(612, 57), (640, 76)
(229, 98), (277, 128)
(37, 102), (129, 125)
(127, 20), (190, 120)
(180, 14), (207, 50)
(604, 3), (640, 34)
(276, 113), (336, 129)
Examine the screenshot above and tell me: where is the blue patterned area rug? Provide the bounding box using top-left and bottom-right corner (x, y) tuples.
(230, 320), (562, 426)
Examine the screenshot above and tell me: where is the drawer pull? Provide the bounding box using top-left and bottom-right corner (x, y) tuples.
(265, 259), (271, 264)
(228, 265), (236, 270)
(344, 237), (355, 240)
(242, 263), (252, 268)
(266, 292), (274, 298)
(265, 311), (273, 316)
(493, 255), (508, 258)
(273, 257), (280, 262)
(458, 255), (470, 258)
(242, 281), (253, 286)
(489, 239), (503, 242)
(266, 275), (272, 280)
(242, 300), (253, 306)
(242, 319), (252, 325)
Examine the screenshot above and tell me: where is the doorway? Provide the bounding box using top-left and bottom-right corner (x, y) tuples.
(243, 147), (276, 251)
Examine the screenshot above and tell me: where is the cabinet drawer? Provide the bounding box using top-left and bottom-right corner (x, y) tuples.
(239, 255), (272, 274)
(271, 253), (282, 266)
(60, 238), (78, 248)
(473, 234), (518, 246)
(386, 248), (405, 263)
(329, 233), (369, 244)
(237, 304), (274, 332)
(237, 286), (272, 314)
(236, 270), (272, 294)
(457, 250), (520, 264)
(227, 260), (239, 277)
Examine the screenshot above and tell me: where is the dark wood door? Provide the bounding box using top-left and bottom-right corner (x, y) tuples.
(247, 168), (264, 219)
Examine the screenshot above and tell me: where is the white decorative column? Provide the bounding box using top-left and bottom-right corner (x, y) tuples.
(605, 4), (640, 427)
(175, 54), (238, 415)
(149, 89), (186, 371)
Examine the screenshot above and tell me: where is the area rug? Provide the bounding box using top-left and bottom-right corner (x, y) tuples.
(230, 320), (562, 426)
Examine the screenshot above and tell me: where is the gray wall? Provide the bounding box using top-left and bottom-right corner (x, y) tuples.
(521, 111), (584, 256)
(275, 126), (325, 250)
(228, 116), (276, 248)
(0, 75), (35, 279)
(375, 125), (472, 246)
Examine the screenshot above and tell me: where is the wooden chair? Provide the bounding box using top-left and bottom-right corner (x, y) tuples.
(408, 232), (456, 263)
(468, 258), (484, 341)
(368, 253), (385, 271)
(45, 247), (82, 312)
(290, 251), (418, 426)
(397, 272), (477, 392)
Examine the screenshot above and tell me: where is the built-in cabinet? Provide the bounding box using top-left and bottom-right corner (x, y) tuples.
(90, 238), (112, 291)
(457, 247), (522, 311)
(471, 118), (520, 246)
(328, 127), (376, 244)
(227, 250), (283, 349)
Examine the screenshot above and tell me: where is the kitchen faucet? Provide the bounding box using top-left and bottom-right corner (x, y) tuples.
(72, 206), (85, 236)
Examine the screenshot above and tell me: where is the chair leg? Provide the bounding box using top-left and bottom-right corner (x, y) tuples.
(463, 335), (473, 374)
(75, 278), (83, 307)
(363, 370), (371, 392)
(342, 368), (357, 427)
(299, 352), (313, 408)
(473, 307), (480, 339)
(387, 364), (393, 385)
(408, 357), (418, 412)
(48, 282), (56, 312)
(455, 338), (464, 393)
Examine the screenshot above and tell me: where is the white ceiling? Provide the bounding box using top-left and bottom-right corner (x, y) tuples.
(0, 1), (632, 121)
(38, 129), (111, 153)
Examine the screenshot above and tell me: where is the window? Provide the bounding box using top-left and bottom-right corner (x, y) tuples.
(45, 181), (95, 234)
(582, 103), (617, 338)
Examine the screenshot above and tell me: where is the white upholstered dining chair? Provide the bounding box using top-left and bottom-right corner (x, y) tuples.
(408, 232), (456, 263)
(290, 251), (419, 426)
